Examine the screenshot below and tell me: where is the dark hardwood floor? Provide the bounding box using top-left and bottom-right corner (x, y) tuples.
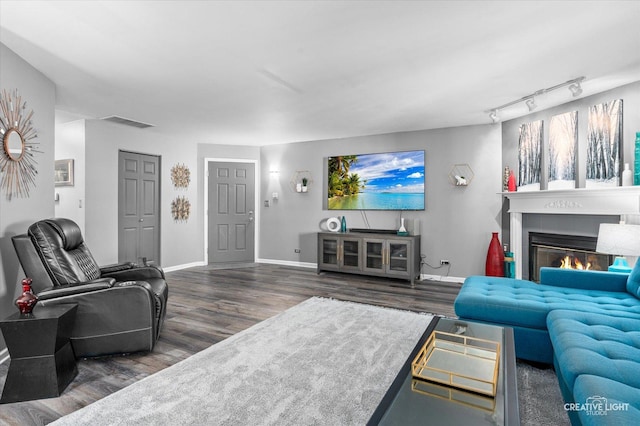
(0, 264), (461, 425)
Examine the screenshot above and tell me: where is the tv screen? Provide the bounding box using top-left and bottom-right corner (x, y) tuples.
(327, 150), (425, 210)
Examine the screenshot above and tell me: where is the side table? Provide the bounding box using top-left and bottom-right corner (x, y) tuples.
(0, 304), (78, 403)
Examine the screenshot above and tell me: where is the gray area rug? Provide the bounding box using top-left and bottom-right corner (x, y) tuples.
(517, 362), (570, 425)
(52, 298), (433, 425)
(52, 297), (570, 425)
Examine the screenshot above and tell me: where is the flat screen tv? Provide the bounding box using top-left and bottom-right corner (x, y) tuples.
(327, 150), (425, 210)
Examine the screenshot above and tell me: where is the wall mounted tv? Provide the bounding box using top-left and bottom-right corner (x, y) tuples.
(327, 150), (425, 211)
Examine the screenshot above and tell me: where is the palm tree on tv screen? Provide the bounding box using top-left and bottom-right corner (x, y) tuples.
(328, 156), (364, 198)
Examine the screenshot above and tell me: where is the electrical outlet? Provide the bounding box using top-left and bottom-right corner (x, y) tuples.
(440, 260), (450, 265)
(294, 249), (301, 253)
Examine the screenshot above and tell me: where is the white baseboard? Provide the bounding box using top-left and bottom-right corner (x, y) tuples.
(161, 259), (464, 283)
(163, 261), (206, 273)
(0, 348), (8, 365)
(255, 259), (464, 282)
(421, 274), (465, 283)
(257, 258), (317, 269)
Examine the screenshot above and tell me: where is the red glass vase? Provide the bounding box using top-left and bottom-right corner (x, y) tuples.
(507, 171), (517, 192)
(15, 278), (38, 315)
(485, 233), (505, 277)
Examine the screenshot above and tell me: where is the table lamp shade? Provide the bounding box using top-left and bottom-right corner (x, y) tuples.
(596, 223), (640, 272)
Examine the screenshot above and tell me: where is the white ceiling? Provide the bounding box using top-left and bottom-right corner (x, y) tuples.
(1, 1), (639, 146)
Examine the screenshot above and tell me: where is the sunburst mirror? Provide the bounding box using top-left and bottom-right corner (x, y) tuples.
(0, 89), (39, 199)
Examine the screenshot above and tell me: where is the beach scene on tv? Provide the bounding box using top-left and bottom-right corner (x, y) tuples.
(327, 150), (425, 210)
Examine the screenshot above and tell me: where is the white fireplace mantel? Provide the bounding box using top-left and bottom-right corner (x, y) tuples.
(503, 187), (640, 278)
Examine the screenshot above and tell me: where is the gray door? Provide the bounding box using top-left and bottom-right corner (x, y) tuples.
(118, 151), (160, 265)
(208, 161), (255, 263)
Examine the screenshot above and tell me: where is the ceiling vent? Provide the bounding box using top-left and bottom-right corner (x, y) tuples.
(101, 115), (155, 129)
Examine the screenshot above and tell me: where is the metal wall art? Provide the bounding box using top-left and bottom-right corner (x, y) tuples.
(170, 163), (190, 188)
(171, 196), (191, 221)
(0, 89), (40, 199)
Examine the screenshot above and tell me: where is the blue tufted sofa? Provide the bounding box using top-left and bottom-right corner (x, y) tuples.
(454, 264), (640, 425)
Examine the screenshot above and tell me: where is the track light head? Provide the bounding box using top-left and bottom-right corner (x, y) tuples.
(569, 82), (583, 97)
(525, 97), (537, 112)
(487, 76), (586, 122)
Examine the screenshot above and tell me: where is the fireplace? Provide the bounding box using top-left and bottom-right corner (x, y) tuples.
(529, 232), (613, 282)
(503, 187), (640, 279)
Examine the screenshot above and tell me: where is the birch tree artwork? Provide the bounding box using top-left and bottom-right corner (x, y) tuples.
(548, 111), (577, 190)
(586, 99), (622, 188)
(518, 120), (543, 191)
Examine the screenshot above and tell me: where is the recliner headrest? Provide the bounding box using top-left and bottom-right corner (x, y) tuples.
(38, 218), (84, 250)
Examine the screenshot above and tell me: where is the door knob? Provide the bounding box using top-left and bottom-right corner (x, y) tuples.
(139, 218), (144, 222)
(248, 210), (254, 222)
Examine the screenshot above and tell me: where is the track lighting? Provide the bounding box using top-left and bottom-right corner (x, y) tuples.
(525, 97), (537, 112)
(486, 76), (585, 123)
(568, 81), (583, 97)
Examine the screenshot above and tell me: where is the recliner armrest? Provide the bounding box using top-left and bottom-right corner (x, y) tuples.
(37, 278), (116, 300)
(539, 267), (629, 292)
(113, 280), (154, 294)
(103, 265), (165, 280)
(100, 262), (136, 274)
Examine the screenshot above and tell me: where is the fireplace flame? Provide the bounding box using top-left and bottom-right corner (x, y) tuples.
(560, 255), (591, 270)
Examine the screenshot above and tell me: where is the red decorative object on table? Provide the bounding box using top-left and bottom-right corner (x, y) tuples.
(485, 232), (505, 277)
(15, 278), (38, 315)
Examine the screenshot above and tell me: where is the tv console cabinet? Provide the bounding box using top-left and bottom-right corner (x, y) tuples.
(317, 231), (421, 286)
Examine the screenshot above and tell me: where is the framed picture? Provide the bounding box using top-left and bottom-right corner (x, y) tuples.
(548, 111), (578, 190)
(55, 159), (74, 186)
(586, 99), (623, 188)
(518, 120), (543, 191)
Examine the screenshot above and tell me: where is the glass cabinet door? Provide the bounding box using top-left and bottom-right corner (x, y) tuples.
(341, 238), (361, 271)
(364, 239), (385, 272)
(386, 240), (410, 278)
(342, 239), (360, 269)
(321, 237), (340, 269)
(388, 242), (408, 271)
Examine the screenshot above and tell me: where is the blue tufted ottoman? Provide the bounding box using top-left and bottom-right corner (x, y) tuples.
(454, 268), (638, 363)
(547, 310), (640, 425)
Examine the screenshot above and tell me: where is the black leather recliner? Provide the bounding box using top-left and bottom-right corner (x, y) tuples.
(12, 218), (168, 358)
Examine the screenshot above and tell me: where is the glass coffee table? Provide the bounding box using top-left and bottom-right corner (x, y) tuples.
(368, 317), (519, 425)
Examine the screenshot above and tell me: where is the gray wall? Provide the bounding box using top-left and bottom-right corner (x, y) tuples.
(55, 120), (86, 233)
(196, 143), (261, 265)
(259, 124), (503, 279)
(502, 80), (640, 190)
(84, 119), (200, 268)
(501, 81), (640, 248)
(0, 43), (56, 352)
